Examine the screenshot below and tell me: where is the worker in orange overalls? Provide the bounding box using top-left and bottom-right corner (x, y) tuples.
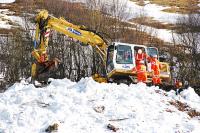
(150, 55), (161, 85)
(132, 60), (147, 83)
(135, 49), (148, 66)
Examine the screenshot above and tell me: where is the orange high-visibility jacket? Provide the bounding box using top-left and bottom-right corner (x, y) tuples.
(135, 53), (148, 65)
(150, 58), (161, 84)
(133, 64), (147, 83)
(150, 58), (161, 75)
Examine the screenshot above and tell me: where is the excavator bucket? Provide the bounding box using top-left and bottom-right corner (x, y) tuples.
(31, 58), (62, 84)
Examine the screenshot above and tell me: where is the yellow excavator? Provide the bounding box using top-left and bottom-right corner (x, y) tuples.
(31, 10), (171, 85)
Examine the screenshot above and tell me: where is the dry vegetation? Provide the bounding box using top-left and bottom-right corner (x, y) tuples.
(0, 0), (167, 45)
(0, 0), (23, 16)
(0, 28), (18, 34)
(38, 0), (165, 46)
(131, 0), (200, 14)
(130, 16), (176, 30)
(0, 0), (31, 34)
(169, 100), (200, 118)
(131, 0), (147, 6)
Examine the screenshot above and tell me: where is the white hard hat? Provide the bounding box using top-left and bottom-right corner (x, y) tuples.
(138, 49), (142, 54)
(153, 54), (158, 58)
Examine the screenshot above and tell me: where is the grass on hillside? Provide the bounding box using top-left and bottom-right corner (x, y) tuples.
(0, 0), (167, 45)
(0, 0), (36, 34)
(131, 0), (146, 6)
(131, 0), (200, 14)
(0, 28), (17, 34)
(130, 16), (176, 30)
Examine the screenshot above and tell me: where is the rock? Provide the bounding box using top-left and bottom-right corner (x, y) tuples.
(45, 123), (59, 133)
(93, 105), (105, 113)
(107, 123), (119, 132)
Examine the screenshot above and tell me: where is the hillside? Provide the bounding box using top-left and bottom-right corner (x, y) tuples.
(0, 78), (199, 133)
(1, 0), (199, 42)
(0, 0), (22, 31)
(0, 1), (200, 132)
(132, 0), (200, 14)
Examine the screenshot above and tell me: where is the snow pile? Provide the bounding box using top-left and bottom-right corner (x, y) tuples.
(180, 87), (200, 111)
(0, 78), (199, 133)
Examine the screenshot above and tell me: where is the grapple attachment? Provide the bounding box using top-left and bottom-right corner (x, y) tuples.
(31, 58), (62, 84)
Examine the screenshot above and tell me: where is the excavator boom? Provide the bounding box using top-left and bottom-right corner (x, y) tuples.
(33, 10), (107, 60)
(31, 10), (108, 83)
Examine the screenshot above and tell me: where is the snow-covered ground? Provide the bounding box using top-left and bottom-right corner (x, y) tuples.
(0, 9), (23, 29)
(128, 21), (176, 43)
(125, 1), (188, 24)
(0, 0), (15, 4)
(143, 25), (175, 43)
(0, 9), (14, 29)
(0, 78), (199, 133)
(0, 0), (24, 29)
(68, 0), (188, 43)
(71, 0), (188, 24)
(0, 73), (4, 80)
(0, 0), (192, 43)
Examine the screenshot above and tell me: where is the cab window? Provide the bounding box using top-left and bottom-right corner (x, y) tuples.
(147, 47), (158, 58)
(107, 46), (114, 72)
(116, 45), (133, 64)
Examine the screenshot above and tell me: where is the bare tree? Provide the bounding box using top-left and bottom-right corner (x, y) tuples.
(172, 13), (200, 85)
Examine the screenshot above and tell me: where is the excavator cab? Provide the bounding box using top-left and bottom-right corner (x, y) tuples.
(107, 42), (137, 83)
(147, 47), (158, 58)
(106, 43), (171, 84)
(107, 43), (135, 74)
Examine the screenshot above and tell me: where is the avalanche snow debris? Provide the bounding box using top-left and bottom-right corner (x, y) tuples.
(0, 78), (199, 133)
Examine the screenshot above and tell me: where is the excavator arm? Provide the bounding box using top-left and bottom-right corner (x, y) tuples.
(32, 10), (107, 60)
(31, 10), (108, 83)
